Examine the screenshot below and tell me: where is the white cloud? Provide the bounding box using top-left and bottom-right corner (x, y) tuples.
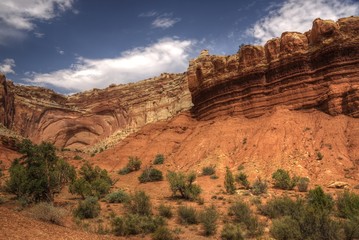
(26, 38), (194, 92)
(0, 0), (74, 44)
(34, 32), (45, 38)
(249, 0), (359, 44)
(139, 11), (158, 17)
(152, 17), (181, 29)
(56, 47), (65, 55)
(0, 59), (16, 74)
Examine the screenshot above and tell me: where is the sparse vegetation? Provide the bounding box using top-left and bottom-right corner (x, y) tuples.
(30, 202), (66, 225)
(221, 224), (244, 240)
(119, 156), (142, 175)
(6, 139), (76, 203)
(138, 167), (163, 183)
(336, 190), (359, 219)
(259, 196), (304, 218)
(251, 178), (267, 195)
(69, 162), (112, 199)
(272, 169), (298, 190)
(177, 205), (198, 225)
(74, 196), (100, 219)
(297, 177), (310, 192)
(199, 205), (218, 236)
(316, 151), (324, 160)
(105, 190), (130, 203)
(235, 172), (250, 189)
(153, 154), (165, 165)
(270, 216), (302, 240)
(112, 214), (165, 236)
(158, 204), (173, 219)
(167, 171), (201, 200)
(125, 191), (152, 216)
(74, 155), (82, 160)
(307, 186), (334, 211)
(224, 167), (236, 194)
(202, 165), (216, 176)
(152, 226), (175, 240)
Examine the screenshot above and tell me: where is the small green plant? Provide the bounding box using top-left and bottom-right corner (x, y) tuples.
(177, 205), (198, 225)
(316, 151), (324, 160)
(105, 190), (130, 203)
(307, 186), (333, 212)
(221, 224), (244, 240)
(167, 171), (201, 200)
(74, 155), (82, 160)
(259, 196), (304, 219)
(112, 214), (165, 236)
(228, 200), (251, 223)
(138, 167), (163, 183)
(270, 216), (302, 240)
(272, 169), (298, 190)
(153, 154), (165, 165)
(242, 137), (247, 145)
(30, 202), (66, 225)
(199, 205), (218, 236)
(119, 156), (142, 175)
(158, 204), (173, 219)
(235, 172), (250, 189)
(125, 191), (152, 216)
(202, 165), (216, 176)
(297, 177), (310, 192)
(74, 196), (100, 219)
(224, 167), (236, 194)
(251, 178), (267, 195)
(152, 226), (175, 240)
(336, 190), (359, 219)
(210, 175), (219, 179)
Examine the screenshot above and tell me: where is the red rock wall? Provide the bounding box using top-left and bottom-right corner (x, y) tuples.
(188, 17), (359, 119)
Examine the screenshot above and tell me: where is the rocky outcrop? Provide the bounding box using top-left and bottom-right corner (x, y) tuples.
(188, 17), (359, 119)
(0, 73), (192, 149)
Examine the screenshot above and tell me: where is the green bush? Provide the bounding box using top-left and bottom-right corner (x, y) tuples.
(316, 151), (324, 160)
(69, 162), (112, 199)
(177, 205), (198, 225)
(270, 216), (302, 240)
(167, 171), (201, 200)
(199, 205), (218, 236)
(125, 191), (152, 216)
(30, 202), (66, 225)
(297, 177), (310, 192)
(251, 178), (267, 195)
(224, 167), (236, 194)
(158, 204), (173, 219)
(119, 156), (142, 175)
(235, 172), (250, 189)
(272, 169), (298, 190)
(307, 186), (333, 212)
(74, 196), (100, 219)
(153, 154), (165, 165)
(343, 217), (359, 240)
(202, 165), (216, 176)
(112, 214), (165, 236)
(138, 168), (163, 183)
(228, 201), (251, 223)
(74, 155), (82, 160)
(6, 140), (76, 203)
(221, 224), (244, 240)
(259, 196), (304, 219)
(336, 190), (359, 219)
(152, 226), (175, 240)
(105, 190), (130, 203)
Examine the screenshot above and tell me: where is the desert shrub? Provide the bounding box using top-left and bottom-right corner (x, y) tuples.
(158, 204), (173, 219)
(336, 190), (359, 219)
(251, 178), (267, 195)
(270, 216), (302, 240)
(316, 151), (324, 160)
(125, 191), (152, 216)
(0, 197), (5, 204)
(69, 162), (112, 199)
(272, 169), (298, 190)
(235, 172), (250, 189)
(153, 154), (165, 165)
(6, 140), (76, 203)
(119, 156), (142, 175)
(297, 177), (310, 192)
(343, 217), (359, 240)
(245, 216), (264, 237)
(105, 190), (130, 203)
(202, 165), (216, 176)
(74, 155), (82, 160)
(30, 202), (66, 225)
(138, 168), (163, 183)
(199, 205), (218, 236)
(228, 201), (251, 223)
(74, 196), (100, 219)
(177, 205), (198, 225)
(307, 186), (334, 212)
(210, 175), (219, 179)
(167, 171), (201, 200)
(112, 214), (165, 236)
(259, 196), (304, 219)
(224, 167), (236, 194)
(152, 226), (175, 240)
(221, 224), (244, 240)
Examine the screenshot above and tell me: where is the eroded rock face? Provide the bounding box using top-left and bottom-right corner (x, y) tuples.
(0, 73), (192, 149)
(188, 17), (359, 119)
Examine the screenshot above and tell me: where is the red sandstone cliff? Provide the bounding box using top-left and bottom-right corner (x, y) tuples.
(188, 17), (359, 119)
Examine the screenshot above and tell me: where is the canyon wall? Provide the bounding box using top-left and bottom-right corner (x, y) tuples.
(0, 73), (192, 149)
(188, 17), (359, 119)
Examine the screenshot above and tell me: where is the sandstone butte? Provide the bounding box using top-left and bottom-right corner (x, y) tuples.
(0, 17), (359, 185)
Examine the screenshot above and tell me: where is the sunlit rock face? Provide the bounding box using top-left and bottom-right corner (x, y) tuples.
(188, 17), (359, 119)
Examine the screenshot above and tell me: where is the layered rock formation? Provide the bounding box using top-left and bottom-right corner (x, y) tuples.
(188, 17), (359, 119)
(0, 73), (192, 149)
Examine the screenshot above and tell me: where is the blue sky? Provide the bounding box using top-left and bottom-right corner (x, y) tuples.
(0, 0), (358, 93)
